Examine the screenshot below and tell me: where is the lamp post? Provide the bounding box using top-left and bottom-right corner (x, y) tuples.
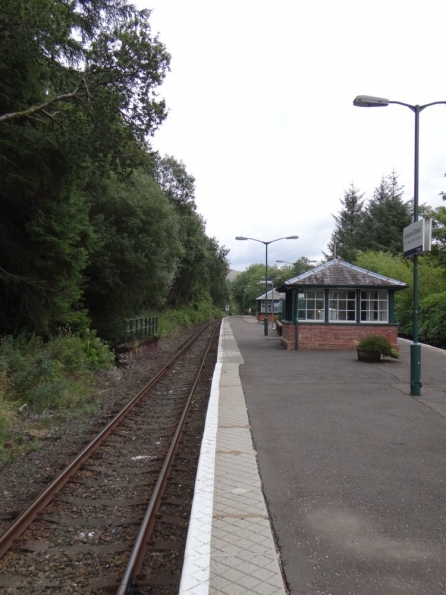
(236, 236), (299, 336)
(353, 94), (446, 396)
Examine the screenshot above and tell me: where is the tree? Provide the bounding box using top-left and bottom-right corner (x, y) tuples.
(0, 0), (171, 335)
(326, 183), (365, 261)
(0, 122), (94, 335)
(84, 170), (182, 340)
(291, 257), (317, 277)
(153, 155), (229, 309)
(421, 201), (446, 270)
(355, 250), (446, 337)
(0, 0), (170, 139)
(230, 264), (267, 315)
(154, 155), (196, 211)
(362, 171), (411, 255)
(205, 237), (230, 308)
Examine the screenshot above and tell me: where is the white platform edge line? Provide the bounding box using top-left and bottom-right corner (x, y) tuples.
(399, 337), (446, 356)
(178, 321), (225, 594)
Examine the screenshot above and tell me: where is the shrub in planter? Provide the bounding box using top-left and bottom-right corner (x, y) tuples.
(356, 335), (399, 361)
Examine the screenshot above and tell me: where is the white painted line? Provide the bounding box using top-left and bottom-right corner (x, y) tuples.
(179, 324), (224, 594)
(399, 337), (446, 355)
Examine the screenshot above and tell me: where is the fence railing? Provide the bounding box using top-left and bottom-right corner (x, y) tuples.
(123, 317), (158, 344)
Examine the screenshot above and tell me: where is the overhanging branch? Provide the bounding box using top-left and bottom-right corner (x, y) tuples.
(0, 79), (89, 124)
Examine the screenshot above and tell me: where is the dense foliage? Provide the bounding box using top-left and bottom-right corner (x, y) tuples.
(0, 0), (229, 343)
(0, 0), (230, 443)
(327, 172), (411, 260)
(329, 172), (446, 346)
(230, 258), (315, 315)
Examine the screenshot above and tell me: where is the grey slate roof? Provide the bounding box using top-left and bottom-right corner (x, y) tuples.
(256, 289), (285, 301)
(279, 259), (407, 290)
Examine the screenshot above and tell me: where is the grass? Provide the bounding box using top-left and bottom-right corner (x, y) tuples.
(0, 300), (224, 463)
(143, 299), (224, 338)
(0, 332), (114, 463)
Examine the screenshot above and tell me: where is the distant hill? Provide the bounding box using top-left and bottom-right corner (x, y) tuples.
(227, 269), (242, 282)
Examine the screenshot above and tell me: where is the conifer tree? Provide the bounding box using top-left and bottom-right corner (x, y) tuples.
(327, 183), (365, 261)
(362, 171), (411, 255)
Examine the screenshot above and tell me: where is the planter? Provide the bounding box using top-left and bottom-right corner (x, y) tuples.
(357, 349), (381, 362)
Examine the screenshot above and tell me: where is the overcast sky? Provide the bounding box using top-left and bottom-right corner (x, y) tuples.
(135, 0), (446, 270)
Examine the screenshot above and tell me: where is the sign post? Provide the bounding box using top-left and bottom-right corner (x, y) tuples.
(403, 219), (432, 258)
(403, 218), (432, 397)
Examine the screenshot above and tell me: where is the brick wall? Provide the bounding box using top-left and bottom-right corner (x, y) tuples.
(257, 313), (279, 323)
(280, 321), (399, 351)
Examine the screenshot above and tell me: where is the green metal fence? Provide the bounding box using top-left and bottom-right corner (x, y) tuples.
(123, 317), (158, 344)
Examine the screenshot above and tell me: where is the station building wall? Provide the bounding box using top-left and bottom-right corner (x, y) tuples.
(280, 321), (399, 351)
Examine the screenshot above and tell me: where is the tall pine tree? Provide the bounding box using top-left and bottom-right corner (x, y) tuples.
(327, 183), (365, 261)
(362, 171), (411, 255)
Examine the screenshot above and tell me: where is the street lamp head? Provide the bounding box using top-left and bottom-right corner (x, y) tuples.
(235, 236), (248, 240)
(353, 95), (389, 107)
(286, 235), (299, 239)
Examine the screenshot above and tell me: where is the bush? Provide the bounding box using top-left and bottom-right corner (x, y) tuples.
(0, 332), (114, 415)
(419, 291), (446, 348)
(47, 331), (114, 373)
(357, 335), (399, 358)
(0, 357), (15, 450)
(144, 298), (224, 338)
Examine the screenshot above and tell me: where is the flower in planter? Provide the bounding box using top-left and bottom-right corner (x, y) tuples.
(356, 335), (399, 359)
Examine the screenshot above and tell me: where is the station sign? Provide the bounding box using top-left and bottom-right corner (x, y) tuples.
(403, 219), (432, 258)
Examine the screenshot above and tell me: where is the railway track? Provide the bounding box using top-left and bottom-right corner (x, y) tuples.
(0, 321), (220, 594)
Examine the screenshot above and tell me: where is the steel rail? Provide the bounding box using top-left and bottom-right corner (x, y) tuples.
(0, 321), (218, 559)
(116, 321), (220, 594)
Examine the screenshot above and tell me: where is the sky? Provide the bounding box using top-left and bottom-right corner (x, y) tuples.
(135, 0), (446, 271)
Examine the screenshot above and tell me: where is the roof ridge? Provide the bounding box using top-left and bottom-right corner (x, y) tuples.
(282, 258), (406, 288)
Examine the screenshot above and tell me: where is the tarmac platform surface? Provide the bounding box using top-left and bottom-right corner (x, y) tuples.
(180, 316), (446, 594)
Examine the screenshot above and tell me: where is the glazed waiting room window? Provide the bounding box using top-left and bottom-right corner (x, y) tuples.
(297, 290), (325, 321)
(261, 302), (273, 313)
(329, 289), (356, 321)
(360, 290), (388, 322)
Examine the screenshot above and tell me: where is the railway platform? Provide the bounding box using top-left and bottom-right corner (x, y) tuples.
(180, 316), (446, 595)
(179, 316), (286, 595)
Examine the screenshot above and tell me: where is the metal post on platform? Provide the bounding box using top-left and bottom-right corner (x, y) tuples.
(353, 94), (446, 396)
(236, 235), (299, 337)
